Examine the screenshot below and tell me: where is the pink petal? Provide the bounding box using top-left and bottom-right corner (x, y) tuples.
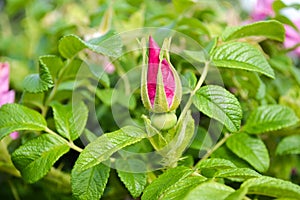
(147, 83), (156, 105)
(147, 36), (160, 106)
(0, 90), (15, 107)
(161, 59), (175, 107)
(0, 62), (10, 94)
(285, 25), (300, 42)
(284, 20), (300, 56)
(10, 132), (19, 140)
(251, 0), (274, 21)
(148, 36), (160, 65)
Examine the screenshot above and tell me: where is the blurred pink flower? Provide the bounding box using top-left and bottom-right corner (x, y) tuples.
(249, 0), (300, 56)
(85, 49), (116, 74)
(284, 20), (300, 56)
(250, 0), (274, 21)
(0, 62), (19, 139)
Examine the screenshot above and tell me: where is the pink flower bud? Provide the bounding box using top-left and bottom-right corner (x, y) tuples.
(141, 36), (182, 113)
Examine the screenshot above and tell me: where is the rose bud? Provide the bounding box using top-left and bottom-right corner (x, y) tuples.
(141, 36), (182, 130)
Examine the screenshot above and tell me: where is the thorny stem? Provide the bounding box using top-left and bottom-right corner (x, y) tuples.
(177, 61), (210, 124)
(45, 127), (83, 153)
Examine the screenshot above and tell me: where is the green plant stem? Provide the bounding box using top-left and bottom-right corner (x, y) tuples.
(8, 180), (20, 200)
(44, 127), (83, 152)
(41, 58), (73, 117)
(197, 133), (231, 164)
(284, 43), (300, 52)
(177, 61), (210, 124)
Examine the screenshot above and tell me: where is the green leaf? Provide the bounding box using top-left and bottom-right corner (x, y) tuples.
(59, 59), (83, 81)
(87, 62), (110, 88)
(196, 158), (236, 170)
(20, 92), (45, 110)
(23, 56), (54, 93)
(226, 133), (269, 172)
(141, 166), (193, 200)
(222, 20), (285, 42)
(243, 105), (299, 134)
(224, 71), (266, 100)
(0, 104), (47, 140)
(176, 17), (210, 37)
(214, 168), (261, 181)
(71, 163), (110, 200)
(39, 55), (64, 80)
(116, 159), (147, 198)
(160, 176), (206, 200)
(190, 127), (212, 151)
(272, 0), (287, 13)
(184, 182), (234, 200)
(274, 15), (299, 31)
(276, 135), (300, 155)
(224, 187), (248, 200)
(193, 85), (242, 132)
(11, 134), (69, 183)
(211, 146), (253, 168)
(211, 42), (275, 78)
(58, 32), (122, 59)
(159, 110), (195, 167)
(241, 176), (300, 199)
(181, 71), (198, 94)
(51, 101), (88, 141)
(73, 126), (147, 172)
(173, 0), (194, 13)
(183, 50), (207, 63)
(96, 88), (114, 106)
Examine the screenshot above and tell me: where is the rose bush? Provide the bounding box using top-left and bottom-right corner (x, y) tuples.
(0, 0), (300, 199)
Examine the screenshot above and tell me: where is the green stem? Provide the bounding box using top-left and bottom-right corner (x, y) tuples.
(8, 180), (20, 200)
(42, 59), (73, 117)
(284, 43), (300, 52)
(42, 83), (58, 117)
(196, 133), (231, 166)
(177, 61), (210, 124)
(44, 127), (83, 153)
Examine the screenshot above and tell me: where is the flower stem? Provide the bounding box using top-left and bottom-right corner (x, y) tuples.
(195, 133), (231, 167)
(284, 43), (300, 52)
(44, 127), (83, 153)
(177, 61), (210, 124)
(8, 180), (20, 200)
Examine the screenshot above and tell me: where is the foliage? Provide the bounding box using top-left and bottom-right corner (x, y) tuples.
(1, 0), (300, 199)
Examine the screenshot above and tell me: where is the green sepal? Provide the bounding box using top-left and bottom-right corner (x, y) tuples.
(142, 115), (167, 151)
(159, 110), (195, 167)
(140, 38), (152, 111)
(152, 61), (170, 113)
(168, 61), (182, 112)
(161, 37), (182, 112)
